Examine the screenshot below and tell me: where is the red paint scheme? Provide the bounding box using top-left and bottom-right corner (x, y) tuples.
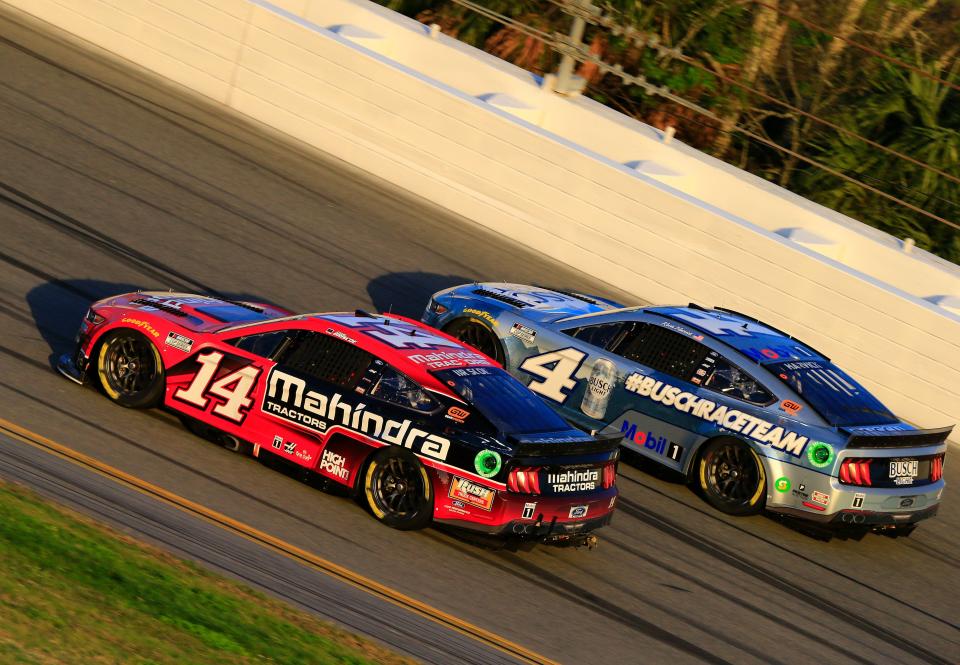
(73, 292), (618, 537)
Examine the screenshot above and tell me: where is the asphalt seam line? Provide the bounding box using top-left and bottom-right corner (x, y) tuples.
(0, 416), (558, 665)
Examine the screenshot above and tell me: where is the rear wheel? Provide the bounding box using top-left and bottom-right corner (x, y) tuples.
(698, 438), (766, 515)
(363, 448), (433, 530)
(96, 330), (164, 408)
(444, 319), (504, 364)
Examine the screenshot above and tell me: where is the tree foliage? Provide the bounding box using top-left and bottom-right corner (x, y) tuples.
(376, 0), (960, 264)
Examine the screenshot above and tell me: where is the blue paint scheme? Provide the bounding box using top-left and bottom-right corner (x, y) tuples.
(422, 283), (951, 520)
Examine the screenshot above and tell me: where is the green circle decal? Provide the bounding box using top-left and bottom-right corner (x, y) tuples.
(807, 442), (835, 468)
(474, 450), (502, 478)
(774, 477), (791, 493)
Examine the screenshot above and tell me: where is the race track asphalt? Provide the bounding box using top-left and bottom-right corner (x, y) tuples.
(0, 7), (958, 664)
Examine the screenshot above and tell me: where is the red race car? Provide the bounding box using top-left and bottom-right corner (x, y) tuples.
(57, 292), (620, 546)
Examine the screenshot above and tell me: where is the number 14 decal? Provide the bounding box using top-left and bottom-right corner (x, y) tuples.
(174, 351), (261, 422)
(519, 348), (587, 403)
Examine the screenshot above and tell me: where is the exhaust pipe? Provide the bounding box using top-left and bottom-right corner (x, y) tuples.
(220, 434), (242, 453)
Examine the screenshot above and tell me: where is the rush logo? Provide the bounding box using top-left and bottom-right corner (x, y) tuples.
(263, 369), (451, 461)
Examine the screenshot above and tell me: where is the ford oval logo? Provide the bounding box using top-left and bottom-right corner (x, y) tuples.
(900, 497), (915, 508)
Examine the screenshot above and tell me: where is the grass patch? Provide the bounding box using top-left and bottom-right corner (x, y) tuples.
(0, 482), (413, 665)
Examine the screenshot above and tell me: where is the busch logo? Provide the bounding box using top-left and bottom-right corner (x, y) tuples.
(263, 369), (450, 461)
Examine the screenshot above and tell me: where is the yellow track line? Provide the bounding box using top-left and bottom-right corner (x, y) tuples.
(0, 417), (559, 665)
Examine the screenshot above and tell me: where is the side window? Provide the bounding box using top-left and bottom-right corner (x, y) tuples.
(702, 357), (774, 406)
(563, 322), (628, 349)
(612, 323), (710, 381)
(227, 331), (291, 359)
(276, 332), (373, 389)
(369, 367), (437, 412)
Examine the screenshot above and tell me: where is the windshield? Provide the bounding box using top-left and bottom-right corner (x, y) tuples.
(769, 360), (898, 426)
(433, 367), (572, 435)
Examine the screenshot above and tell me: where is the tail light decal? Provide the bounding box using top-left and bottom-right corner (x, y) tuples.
(930, 455), (945, 482)
(601, 462), (617, 489)
(508, 467), (542, 495)
(838, 458), (873, 486)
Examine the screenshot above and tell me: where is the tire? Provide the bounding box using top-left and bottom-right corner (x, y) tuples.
(444, 319), (504, 364)
(96, 329), (165, 408)
(363, 447), (433, 530)
(697, 438), (766, 516)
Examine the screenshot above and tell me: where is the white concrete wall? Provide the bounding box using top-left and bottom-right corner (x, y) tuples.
(5, 0), (958, 443)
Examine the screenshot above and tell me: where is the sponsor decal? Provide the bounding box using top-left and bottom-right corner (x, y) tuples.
(760, 348), (780, 359)
(791, 488), (809, 500)
(774, 477), (791, 493)
(464, 308), (498, 327)
(811, 490), (829, 506)
(691, 377), (702, 385)
(121, 317), (160, 338)
(521, 502), (537, 520)
(449, 477), (495, 511)
(272, 435), (283, 450)
(852, 493), (865, 509)
(619, 421), (669, 456)
(900, 497), (915, 508)
(798, 483), (806, 491)
(889, 459), (919, 485)
(284, 441), (296, 454)
(474, 450), (502, 478)
(325, 328), (357, 344)
(802, 501), (826, 511)
(262, 368), (450, 461)
(325, 315), (460, 350)
(164, 331), (194, 352)
(624, 374), (809, 457)
(509, 322), (536, 343)
(806, 442), (835, 468)
(660, 321), (704, 341)
(741, 344), (817, 363)
(407, 350), (489, 369)
(666, 442), (684, 461)
(294, 449), (313, 463)
(547, 469), (600, 493)
(319, 449), (349, 480)
(608, 496), (616, 509)
(569, 505), (589, 519)
(445, 406), (470, 424)
(779, 400), (803, 416)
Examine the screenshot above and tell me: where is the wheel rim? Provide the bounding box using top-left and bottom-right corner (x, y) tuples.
(455, 323), (498, 361)
(103, 336), (158, 397)
(705, 442), (761, 507)
(372, 456), (426, 519)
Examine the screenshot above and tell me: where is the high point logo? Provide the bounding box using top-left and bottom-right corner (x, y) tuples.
(263, 368), (451, 461)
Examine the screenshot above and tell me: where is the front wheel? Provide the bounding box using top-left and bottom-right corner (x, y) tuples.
(698, 438), (766, 516)
(443, 319), (504, 364)
(96, 329), (165, 408)
(363, 448), (433, 530)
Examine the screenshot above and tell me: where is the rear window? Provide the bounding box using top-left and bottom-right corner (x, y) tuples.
(433, 367), (571, 435)
(769, 360), (898, 426)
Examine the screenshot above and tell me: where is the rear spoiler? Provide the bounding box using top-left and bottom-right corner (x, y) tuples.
(844, 425), (953, 449)
(508, 432), (623, 458)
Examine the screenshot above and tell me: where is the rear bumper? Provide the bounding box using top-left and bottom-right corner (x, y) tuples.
(436, 510), (614, 538)
(770, 502), (939, 527)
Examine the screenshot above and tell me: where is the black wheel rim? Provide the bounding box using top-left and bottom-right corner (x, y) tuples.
(104, 336), (157, 397)
(705, 443), (760, 507)
(372, 456), (426, 518)
(456, 323), (498, 361)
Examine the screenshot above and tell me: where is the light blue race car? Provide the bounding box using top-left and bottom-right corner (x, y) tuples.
(423, 283), (952, 536)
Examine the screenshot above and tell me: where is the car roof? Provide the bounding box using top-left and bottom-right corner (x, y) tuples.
(221, 311), (497, 392)
(646, 305), (828, 364)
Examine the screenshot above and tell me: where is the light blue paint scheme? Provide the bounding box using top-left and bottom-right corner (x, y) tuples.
(423, 283), (950, 521)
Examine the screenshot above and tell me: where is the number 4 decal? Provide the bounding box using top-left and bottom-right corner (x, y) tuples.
(174, 351), (261, 422)
(519, 348), (587, 403)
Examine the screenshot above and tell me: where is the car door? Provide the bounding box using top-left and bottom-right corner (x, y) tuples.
(258, 329), (377, 467)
